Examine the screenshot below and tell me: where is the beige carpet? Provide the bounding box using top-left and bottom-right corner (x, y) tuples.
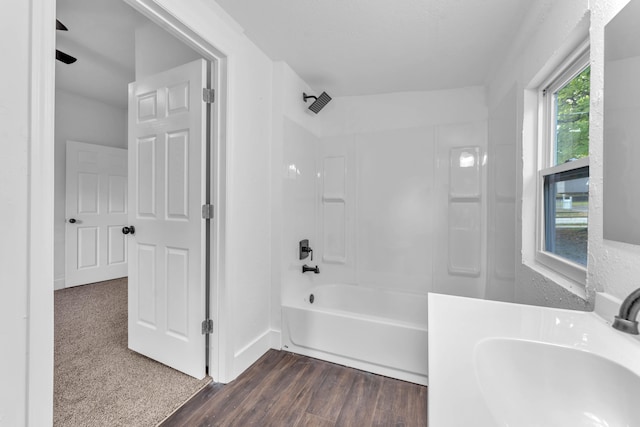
(54, 278), (211, 427)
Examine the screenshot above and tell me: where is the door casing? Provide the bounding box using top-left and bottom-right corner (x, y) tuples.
(26, 0), (229, 423)
(124, 0), (229, 384)
(123, 0), (229, 384)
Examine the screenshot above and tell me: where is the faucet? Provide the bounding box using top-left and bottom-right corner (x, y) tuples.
(302, 264), (320, 274)
(612, 288), (640, 335)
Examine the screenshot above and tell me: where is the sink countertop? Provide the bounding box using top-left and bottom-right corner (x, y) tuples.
(428, 293), (640, 427)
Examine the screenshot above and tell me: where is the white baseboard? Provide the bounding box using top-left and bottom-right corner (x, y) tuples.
(232, 329), (281, 379)
(270, 329), (281, 349)
(54, 277), (65, 290)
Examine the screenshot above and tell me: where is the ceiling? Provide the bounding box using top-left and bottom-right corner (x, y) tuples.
(215, 0), (533, 96)
(55, 0), (534, 106)
(56, 0), (142, 108)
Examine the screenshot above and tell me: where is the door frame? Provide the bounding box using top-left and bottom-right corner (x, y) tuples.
(122, 2), (229, 383)
(29, 0), (228, 422)
(120, 0), (229, 383)
(28, 0), (57, 424)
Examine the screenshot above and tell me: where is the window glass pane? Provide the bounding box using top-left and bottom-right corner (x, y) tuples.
(554, 66), (590, 165)
(544, 166), (589, 266)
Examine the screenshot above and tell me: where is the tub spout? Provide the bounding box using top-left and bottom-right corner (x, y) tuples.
(302, 264), (320, 274)
(612, 287), (640, 335)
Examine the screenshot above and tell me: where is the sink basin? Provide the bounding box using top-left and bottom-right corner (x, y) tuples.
(474, 338), (640, 427)
(429, 294), (640, 427)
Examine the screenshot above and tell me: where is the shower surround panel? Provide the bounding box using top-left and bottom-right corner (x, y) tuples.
(280, 107), (488, 384)
(318, 122), (487, 297)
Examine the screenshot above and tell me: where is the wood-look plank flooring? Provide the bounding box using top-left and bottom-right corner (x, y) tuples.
(160, 350), (427, 426)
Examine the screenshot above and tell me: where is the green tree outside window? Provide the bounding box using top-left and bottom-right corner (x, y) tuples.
(555, 66), (590, 164)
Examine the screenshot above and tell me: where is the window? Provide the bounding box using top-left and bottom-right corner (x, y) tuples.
(536, 47), (590, 284)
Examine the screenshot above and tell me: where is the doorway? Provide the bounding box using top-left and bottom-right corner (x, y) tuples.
(55, 0), (204, 290)
(54, 0), (225, 420)
(64, 141), (128, 287)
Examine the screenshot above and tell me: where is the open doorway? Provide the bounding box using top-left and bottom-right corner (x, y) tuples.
(54, 0), (205, 291)
(54, 0), (216, 424)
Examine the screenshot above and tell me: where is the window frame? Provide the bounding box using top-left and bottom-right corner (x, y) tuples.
(535, 45), (590, 286)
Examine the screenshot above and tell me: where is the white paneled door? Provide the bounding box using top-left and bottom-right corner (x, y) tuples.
(65, 141), (128, 287)
(127, 59), (208, 379)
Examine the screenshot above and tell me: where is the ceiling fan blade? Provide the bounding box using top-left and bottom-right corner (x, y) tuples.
(56, 19), (68, 31)
(56, 49), (77, 64)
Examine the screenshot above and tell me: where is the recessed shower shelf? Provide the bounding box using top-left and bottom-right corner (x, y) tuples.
(322, 195), (345, 203)
(322, 155), (347, 263)
(447, 264), (481, 277)
(449, 196), (482, 203)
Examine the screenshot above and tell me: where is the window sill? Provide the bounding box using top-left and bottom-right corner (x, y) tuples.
(525, 253), (587, 301)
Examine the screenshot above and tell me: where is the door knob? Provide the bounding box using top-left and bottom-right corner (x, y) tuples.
(68, 218), (76, 224)
(122, 225), (136, 235)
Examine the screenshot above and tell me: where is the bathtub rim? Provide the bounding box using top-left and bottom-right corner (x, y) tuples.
(283, 282), (429, 330)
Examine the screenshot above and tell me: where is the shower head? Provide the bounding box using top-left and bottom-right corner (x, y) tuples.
(303, 92), (332, 114)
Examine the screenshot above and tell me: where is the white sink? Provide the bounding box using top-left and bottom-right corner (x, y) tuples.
(428, 294), (640, 427)
(474, 338), (640, 427)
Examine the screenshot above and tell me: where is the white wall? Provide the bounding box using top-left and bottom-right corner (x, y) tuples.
(589, 0), (640, 302)
(135, 20), (201, 79)
(0, 0), (55, 424)
(486, 0), (638, 310)
(321, 90), (487, 137)
(0, 4), (33, 424)
(54, 90), (127, 289)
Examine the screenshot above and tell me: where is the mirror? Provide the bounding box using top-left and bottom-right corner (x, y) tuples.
(603, 0), (640, 244)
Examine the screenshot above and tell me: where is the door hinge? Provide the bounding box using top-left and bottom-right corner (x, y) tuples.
(202, 204), (214, 219)
(201, 319), (213, 335)
(203, 88), (215, 104)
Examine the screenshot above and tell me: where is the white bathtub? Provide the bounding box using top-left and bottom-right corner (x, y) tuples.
(281, 284), (429, 385)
